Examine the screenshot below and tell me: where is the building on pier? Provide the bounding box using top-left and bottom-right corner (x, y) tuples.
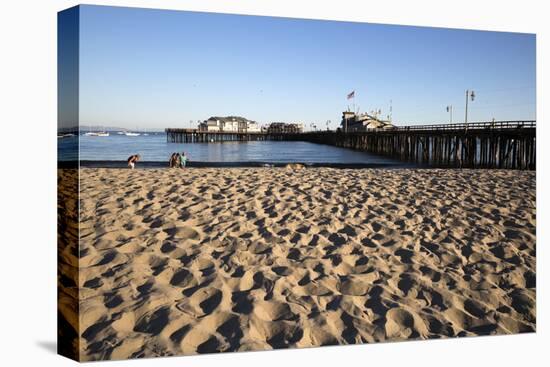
(341, 111), (394, 132)
(198, 116), (261, 133)
(266, 122), (304, 134)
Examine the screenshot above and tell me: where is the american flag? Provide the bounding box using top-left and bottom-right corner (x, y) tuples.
(347, 91), (355, 99)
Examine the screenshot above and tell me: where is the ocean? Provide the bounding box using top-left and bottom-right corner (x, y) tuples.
(58, 132), (407, 167)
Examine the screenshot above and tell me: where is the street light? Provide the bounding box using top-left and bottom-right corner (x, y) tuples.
(465, 90), (475, 124)
(446, 105), (453, 123)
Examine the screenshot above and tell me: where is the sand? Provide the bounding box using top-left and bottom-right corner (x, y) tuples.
(72, 167), (535, 360)
(58, 169), (80, 359)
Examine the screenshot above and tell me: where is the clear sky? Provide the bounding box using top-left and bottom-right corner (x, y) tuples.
(75, 5), (536, 129)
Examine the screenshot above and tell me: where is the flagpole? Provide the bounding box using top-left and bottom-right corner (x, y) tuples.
(345, 90), (356, 132)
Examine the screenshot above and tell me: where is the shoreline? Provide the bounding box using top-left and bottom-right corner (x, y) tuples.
(65, 160), (413, 169)
(60, 160), (536, 170)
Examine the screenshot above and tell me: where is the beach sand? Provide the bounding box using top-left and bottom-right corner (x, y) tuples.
(72, 167), (536, 360)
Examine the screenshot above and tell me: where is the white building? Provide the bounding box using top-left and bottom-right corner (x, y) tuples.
(199, 116), (262, 133)
(247, 122), (261, 133)
(201, 118), (222, 132)
(223, 120), (239, 132)
(341, 111), (394, 132)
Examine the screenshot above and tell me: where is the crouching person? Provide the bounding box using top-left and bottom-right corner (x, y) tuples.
(127, 154), (140, 169)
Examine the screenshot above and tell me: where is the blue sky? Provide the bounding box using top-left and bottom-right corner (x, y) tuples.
(75, 5), (536, 129)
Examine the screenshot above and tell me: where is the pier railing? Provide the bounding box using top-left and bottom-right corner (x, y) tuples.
(387, 120), (535, 132)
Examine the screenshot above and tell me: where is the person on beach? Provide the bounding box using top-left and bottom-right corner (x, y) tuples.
(169, 152), (177, 168)
(127, 154), (140, 169)
(179, 152), (188, 168)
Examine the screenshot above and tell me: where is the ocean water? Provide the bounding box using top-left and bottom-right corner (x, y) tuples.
(58, 133), (404, 166)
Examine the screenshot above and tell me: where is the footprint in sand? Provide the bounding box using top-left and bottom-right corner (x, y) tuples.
(134, 306), (170, 335)
(385, 308), (428, 339)
(163, 225), (201, 241)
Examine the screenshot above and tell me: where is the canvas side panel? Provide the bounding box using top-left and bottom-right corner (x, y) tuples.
(57, 5), (80, 361)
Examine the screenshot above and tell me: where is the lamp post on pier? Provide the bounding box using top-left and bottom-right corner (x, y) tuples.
(446, 105), (453, 123)
(464, 90), (475, 124)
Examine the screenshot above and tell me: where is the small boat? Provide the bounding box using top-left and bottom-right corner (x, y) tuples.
(125, 132), (140, 136)
(84, 126), (109, 136)
(117, 131), (125, 135)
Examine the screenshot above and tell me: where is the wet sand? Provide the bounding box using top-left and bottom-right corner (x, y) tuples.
(73, 167), (536, 360)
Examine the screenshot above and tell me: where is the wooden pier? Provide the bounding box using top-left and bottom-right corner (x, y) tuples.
(297, 121), (536, 170)
(166, 128), (271, 143)
(166, 120), (536, 170)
